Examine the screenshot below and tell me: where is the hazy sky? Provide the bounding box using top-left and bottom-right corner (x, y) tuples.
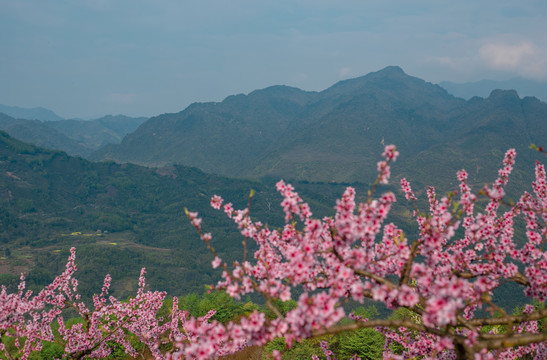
(2, 0), (546, 119)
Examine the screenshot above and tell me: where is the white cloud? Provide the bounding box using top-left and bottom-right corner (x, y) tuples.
(480, 42), (535, 68)
(479, 41), (547, 79)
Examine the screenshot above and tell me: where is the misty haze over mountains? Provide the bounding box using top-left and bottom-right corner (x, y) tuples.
(3, 69), (547, 122)
(1, 66), (547, 190)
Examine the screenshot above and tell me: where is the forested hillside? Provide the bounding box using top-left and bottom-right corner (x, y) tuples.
(0, 131), (386, 299)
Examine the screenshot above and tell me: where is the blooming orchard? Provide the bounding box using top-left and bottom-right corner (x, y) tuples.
(1, 145), (546, 359)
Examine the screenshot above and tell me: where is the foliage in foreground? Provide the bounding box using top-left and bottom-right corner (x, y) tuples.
(1, 145), (546, 359)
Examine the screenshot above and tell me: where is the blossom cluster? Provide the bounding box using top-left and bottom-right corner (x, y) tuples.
(0, 249), (227, 360)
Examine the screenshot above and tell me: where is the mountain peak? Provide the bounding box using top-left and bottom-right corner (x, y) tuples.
(323, 66), (409, 96)
(322, 65), (456, 106)
(373, 65), (406, 76)
(248, 84), (311, 98)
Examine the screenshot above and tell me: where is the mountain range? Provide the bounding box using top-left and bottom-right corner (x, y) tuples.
(4, 67), (545, 194)
(90, 66), (547, 194)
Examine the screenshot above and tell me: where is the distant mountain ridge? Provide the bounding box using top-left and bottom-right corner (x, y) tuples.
(0, 112), (90, 156)
(91, 66), (547, 191)
(0, 104), (65, 121)
(440, 77), (547, 102)
(46, 115), (148, 149)
(0, 112), (147, 157)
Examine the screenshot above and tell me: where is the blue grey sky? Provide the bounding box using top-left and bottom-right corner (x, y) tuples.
(2, 0), (546, 119)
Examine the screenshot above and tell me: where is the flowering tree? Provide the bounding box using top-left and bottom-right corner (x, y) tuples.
(186, 145), (546, 359)
(1, 145), (546, 359)
(0, 247), (243, 359)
